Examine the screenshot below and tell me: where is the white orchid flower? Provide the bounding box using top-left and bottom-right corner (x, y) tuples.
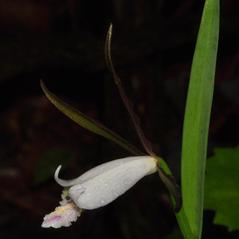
(42, 156), (157, 228)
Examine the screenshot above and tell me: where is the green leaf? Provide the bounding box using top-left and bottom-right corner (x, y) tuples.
(180, 0), (220, 238)
(34, 148), (73, 184)
(40, 80), (141, 156)
(205, 147), (239, 231)
(176, 208), (195, 239)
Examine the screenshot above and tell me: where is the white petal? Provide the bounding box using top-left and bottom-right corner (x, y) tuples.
(69, 156), (157, 209)
(55, 156), (155, 187)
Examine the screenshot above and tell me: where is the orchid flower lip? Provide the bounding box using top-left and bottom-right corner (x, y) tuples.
(41, 202), (82, 228)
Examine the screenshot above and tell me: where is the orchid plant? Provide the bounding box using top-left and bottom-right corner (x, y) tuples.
(41, 24), (180, 228)
(41, 0), (219, 238)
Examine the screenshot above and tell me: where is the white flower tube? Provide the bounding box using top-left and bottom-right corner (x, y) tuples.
(69, 156), (157, 209)
(42, 156), (157, 228)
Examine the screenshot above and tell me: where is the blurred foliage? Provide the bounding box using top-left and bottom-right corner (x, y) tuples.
(34, 148), (73, 184)
(164, 228), (183, 239)
(205, 147), (239, 231)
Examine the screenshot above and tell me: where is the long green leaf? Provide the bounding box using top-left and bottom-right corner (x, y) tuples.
(40, 80), (141, 156)
(180, 0), (219, 238)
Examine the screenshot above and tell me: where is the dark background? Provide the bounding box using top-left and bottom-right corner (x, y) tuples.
(0, 0), (239, 238)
